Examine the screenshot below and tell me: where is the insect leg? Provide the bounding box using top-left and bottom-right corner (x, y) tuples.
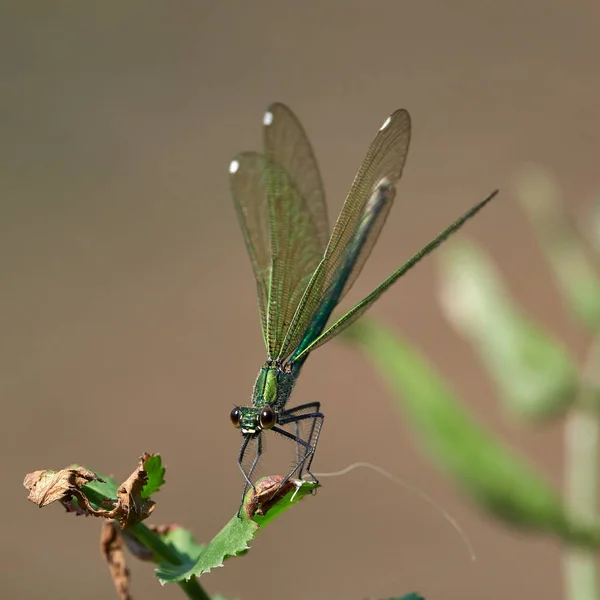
(275, 409), (324, 482)
(281, 402), (321, 471)
(237, 432), (263, 516)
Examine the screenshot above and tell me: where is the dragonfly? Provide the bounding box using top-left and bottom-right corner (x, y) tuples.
(228, 103), (497, 510)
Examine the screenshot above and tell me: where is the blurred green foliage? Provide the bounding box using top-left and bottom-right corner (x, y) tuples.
(348, 165), (600, 599)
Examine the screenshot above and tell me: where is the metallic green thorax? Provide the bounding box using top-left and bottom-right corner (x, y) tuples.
(238, 362), (297, 433)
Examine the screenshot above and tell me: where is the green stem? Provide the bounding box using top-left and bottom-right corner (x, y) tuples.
(84, 489), (211, 600)
(563, 339), (600, 600)
(131, 523), (210, 600)
(131, 522), (185, 565)
(564, 409), (600, 600)
(177, 578), (212, 600)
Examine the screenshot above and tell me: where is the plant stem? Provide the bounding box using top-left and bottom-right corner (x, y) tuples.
(131, 523), (211, 600)
(83, 488), (210, 599)
(564, 409), (600, 600)
(563, 339), (600, 600)
(177, 578), (212, 600)
(131, 522), (185, 565)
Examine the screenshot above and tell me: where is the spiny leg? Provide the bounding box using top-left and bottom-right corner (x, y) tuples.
(281, 402), (321, 473)
(275, 409), (324, 482)
(300, 413), (323, 481)
(237, 432), (263, 516)
(271, 423), (313, 492)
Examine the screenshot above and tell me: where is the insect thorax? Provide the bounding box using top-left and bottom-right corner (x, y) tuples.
(251, 361), (296, 411)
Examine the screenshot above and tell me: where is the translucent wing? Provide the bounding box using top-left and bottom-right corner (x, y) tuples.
(324, 109), (411, 299)
(287, 183), (395, 361)
(261, 104), (329, 360)
(229, 152), (271, 348)
(264, 103), (329, 248)
(293, 190), (498, 360)
(283, 110), (411, 361)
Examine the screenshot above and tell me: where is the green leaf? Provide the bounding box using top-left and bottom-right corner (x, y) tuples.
(82, 472), (118, 506)
(157, 478), (316, 583)
(156, 515), (252, 583)
(142, 454), (165, 498)
(160, 526), (203, 556)
(515, 166), (600, 332)
(347, 319), (600, 547)
(153, 527), (205, 577)
(439, 240), (577, 419)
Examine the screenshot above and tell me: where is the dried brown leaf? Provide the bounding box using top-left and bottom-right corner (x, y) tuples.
(23, 467), (105, 515)
(24, 455), (158, 528)
(245, 475), (296, 518)
(100, 521), (132, 600)
(113, 455), (156, 528)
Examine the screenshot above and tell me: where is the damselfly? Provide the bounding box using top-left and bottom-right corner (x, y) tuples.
(228, 103), (496, 508)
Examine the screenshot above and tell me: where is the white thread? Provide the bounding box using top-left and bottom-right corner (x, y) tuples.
(314, 461), (476, 561)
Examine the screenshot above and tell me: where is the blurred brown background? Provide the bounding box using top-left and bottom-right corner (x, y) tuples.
(3, 2), (600, 599)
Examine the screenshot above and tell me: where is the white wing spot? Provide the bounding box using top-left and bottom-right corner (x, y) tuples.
(263, 110), (274, 126)
(379, 115), (392, 131)
(229, 159), (240, 174)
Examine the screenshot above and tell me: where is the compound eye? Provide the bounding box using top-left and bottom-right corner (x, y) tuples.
(230, 407), (241, 428)
(259, 407), (276, 430)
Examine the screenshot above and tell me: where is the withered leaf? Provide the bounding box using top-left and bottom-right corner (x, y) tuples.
(24, 455), (159, 528)
(23, 467), (105, 514)
(245, 475), (296, 519)
(113, 454), (156, 528)
(100, 521), (132, 600)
